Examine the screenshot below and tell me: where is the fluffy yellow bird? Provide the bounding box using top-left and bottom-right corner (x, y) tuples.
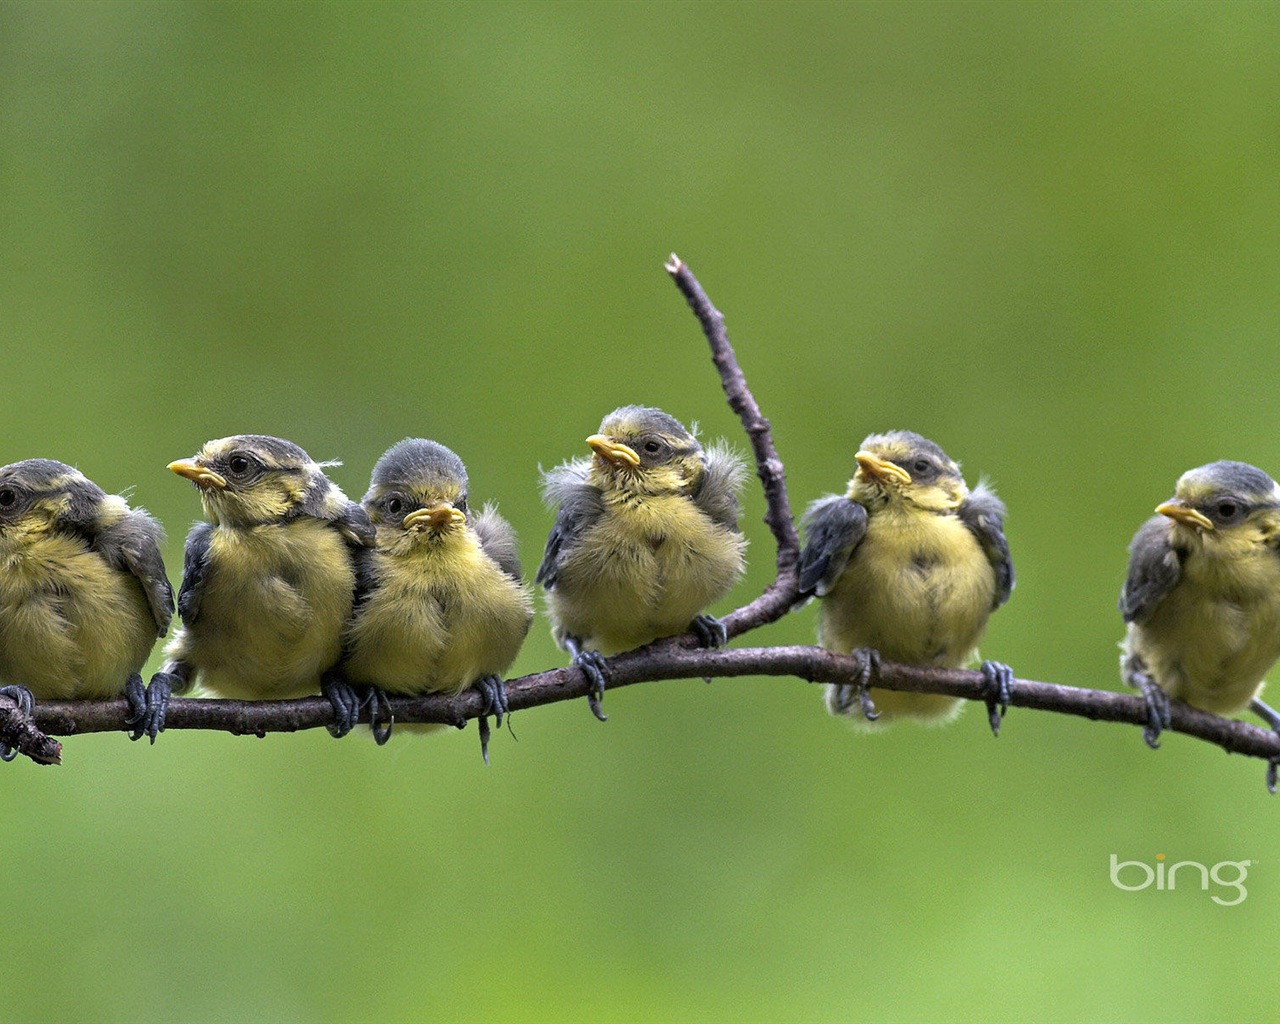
(150, 435), (374, 735)
(537, 405), (746, 719)
(798, 430), (1015, 733)
(1120, 460), (1280, 787)
(342, 438), (533, 759)
(0, 459), (173, 753)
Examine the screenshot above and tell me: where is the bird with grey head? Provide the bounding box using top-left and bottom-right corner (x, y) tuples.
(148, 434), (374, 736)
(1120, 460), (1280, 789)
(537, 405), (747, 720)
(342, 438), (533, 761)
(0, 459), (173, 756)
(797, 430), (1015, 734)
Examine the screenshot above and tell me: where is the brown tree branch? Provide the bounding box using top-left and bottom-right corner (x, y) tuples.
(20, 646), (1280, 763)
(0, 697), (61, 765)
(3, 256), (1277, 791)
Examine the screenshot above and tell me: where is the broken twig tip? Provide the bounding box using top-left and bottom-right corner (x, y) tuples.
(665, 253), (683, 274)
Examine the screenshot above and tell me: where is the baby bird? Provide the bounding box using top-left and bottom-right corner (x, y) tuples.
(343, 438), (533, 760)
(1120, 460), (1280, 786)
(0, 459), (173, 755)
(797, 431), (1015, 733)
(151, 435), (374, 736)
(537, 405), (747, 720)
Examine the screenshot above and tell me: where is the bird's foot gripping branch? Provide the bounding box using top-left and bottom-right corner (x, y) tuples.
(3, 255), (1280, 793)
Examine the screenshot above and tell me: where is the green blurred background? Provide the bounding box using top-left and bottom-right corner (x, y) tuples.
(2, 2), (1276, 1021)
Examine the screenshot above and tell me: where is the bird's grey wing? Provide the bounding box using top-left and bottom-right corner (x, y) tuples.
(535, 462), (604, 589)
(691, 442), (747, 531)
(797, 496), (869, 597)
(338, 501), (375, 548)
(295, 477), (377, 548)
(322, 499), (375, 549)
(95, 509), (175, 636)
(958, 483), (1015, 609)
(349, 543), (379, 614)
(1119, 515), (1182, 624)
(474, 504), (523, 581)
(176, 521), (215, 626)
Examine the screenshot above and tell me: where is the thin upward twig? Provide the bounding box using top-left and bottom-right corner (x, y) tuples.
(2, 255), (1278, 790)
(665, 254), (799, 637)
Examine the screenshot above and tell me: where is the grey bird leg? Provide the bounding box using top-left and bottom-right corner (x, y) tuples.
(1122, 653), (1170, 749)
(1250, 697), (1280, 794)
(136, 663), (193, 743)
(472, 673), (509, 765)
(690, 614), (727, 683)
(321, 670), (362, 739)
(689, 614), (728, 649)
(124, 673), (148, 741)
(0, 685), (34, 762)
(364, 685), (394, 746)
(563, 634), (609, 722)
(830, 648), (881, 722)
(980, 660), (1015, 738)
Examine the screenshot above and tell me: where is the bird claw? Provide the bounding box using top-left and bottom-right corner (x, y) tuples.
(1139, 683), (1171, 750)
(126, 672), (174, 743)
(1123, 656), (1170, 750)
(321, 672), (362, 739)
(124, 672), (147, 736)
(366, 686), (394, 746)
(0, 685), (34, 762)
(980, 660), (1014, 738)
(576, 650), (610, 722)
(689, 614), (728, 649)
(472, 674), (509, 765)
(851, 648), (881, 721)
(564, 638), (609, 722)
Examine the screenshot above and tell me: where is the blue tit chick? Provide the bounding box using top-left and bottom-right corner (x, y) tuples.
(151, 435), (374, 737)
(1120, 460), (1280, 786)
(537, 405), (747, 720)
(797, 431), (1015, 734)
(0, 459), (173, 755)
(343, 438), (533, 761)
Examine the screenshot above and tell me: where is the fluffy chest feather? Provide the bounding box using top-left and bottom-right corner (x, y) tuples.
(549, 493), (744, 652)
(344, 538), (532, 695)
(1131, 540), (1280, 711)
(0, 531), (156, 697)
(179, 519), (355, 698)
(821, 506), (996, 666)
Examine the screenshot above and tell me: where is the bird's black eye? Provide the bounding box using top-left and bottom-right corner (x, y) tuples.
(913, 460), (930, 475)
(455, 496), (467, 514)
(1217, 501), (1239, 519)
(228, 455), (251, 476)
(644, 440), (662, 454)
(0, 488), (15, 508)
(386, 497), (403, 516)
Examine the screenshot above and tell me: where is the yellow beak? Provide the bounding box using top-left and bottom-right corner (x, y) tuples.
(854, 451), (912, 486)
(168, 460), (227, 489)
(1156, 500), (1214, 532)
(587, 434), (641, 469)
(402, 503), (466, 532)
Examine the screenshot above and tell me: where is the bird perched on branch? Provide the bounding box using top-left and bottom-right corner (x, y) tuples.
(1120, 460), (1280, 786)
(797, 430), (1015, 734)
(150, 435), (374, 736)
(537, 405), (747, 720)
(0, 459), (173, 756)
(342, 438), (533, 760)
